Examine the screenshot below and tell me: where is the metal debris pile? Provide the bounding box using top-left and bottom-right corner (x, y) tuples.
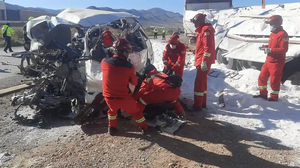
(11, 43), (86, 128)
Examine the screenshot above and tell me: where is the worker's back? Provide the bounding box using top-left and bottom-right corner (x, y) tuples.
(101, 55), (136, 98)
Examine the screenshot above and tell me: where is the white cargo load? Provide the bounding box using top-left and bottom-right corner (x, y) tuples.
(183, 3), (300, 63)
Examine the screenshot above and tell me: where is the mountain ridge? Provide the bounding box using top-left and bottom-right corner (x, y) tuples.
(5, 3), (183, 27)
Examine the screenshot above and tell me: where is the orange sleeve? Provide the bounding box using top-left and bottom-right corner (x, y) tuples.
(202, 29), (214, 63)
(270, 32), (289, 55)
(163, 45), (171, 67)
(138, 78), (153, 96)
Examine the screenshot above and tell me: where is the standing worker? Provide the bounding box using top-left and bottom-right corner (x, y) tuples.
(153, 28), (158, 39)
(162, 28), (166, 40)
(190, 13), (215, 112)
(101, 38), (148, 135)
(162, 34), (186, 77)
(2, 23), (15, 53)
(254, 15), (289, 101)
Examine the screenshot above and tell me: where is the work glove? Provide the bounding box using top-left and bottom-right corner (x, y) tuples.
(201, 61), (208, 71)
(263, 48), (271, 54)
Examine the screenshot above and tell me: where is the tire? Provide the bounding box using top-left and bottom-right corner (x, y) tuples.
(216, 48), (227, 64)
(253, 62), (264, 71)
(226, 58), (238, 70)
(216, 48), (239, 70)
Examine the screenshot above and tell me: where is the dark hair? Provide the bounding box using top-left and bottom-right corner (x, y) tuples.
(117, 50), (127, 56)
(166, 75), (183, 88)
(143, 64), (156, 76)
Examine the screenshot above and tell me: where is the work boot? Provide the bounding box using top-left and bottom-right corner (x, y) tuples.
(267, 98), (278, 102)
(192, 106), (202, 112)
(141, 128), (150, 136)
(108, 127), (118, 136)
(253, 94), (267, 100)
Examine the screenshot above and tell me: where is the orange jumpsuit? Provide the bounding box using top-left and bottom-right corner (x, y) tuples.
(258, 26), (289, 100)
(163, 42), (186, 77)
(135, 70), (184, 114)
(101, 55), (148, 129)
(194, 24), (216, 108)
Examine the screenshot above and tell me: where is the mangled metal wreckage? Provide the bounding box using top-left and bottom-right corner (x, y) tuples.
(11, 8), (186, 134)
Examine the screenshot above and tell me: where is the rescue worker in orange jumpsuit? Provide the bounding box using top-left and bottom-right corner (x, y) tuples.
(191, 13), (216, 111)
(163, 34), (186, 77)
(254, 15), (289, 101)
(101, 38), (148, 135)
(135, 64), (186, 120)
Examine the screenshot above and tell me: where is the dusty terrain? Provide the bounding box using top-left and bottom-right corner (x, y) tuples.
(0, 75), (299, 168)
(0, 46), (300, 168)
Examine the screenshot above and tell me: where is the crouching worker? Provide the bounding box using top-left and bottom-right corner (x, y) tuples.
(135, 64), (186, 120)
(101, 38), (148, 135)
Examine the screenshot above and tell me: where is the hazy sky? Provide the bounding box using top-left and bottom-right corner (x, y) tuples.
(5, 0), (300, 14)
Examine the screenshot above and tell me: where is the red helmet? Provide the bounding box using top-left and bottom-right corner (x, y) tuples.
(114, 38), (132, 52)
(190, 13), (207, 23)
(266, 15), (283, 26)
(101, 30), (114, 47)
(168, 34), (179, 45)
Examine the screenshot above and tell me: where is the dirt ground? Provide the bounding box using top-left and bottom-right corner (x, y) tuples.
(0, 76), (299, 168)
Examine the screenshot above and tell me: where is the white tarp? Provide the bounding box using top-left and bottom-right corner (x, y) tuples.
(183, 3), (300, 61)
(57, 8), (138, 27)
(184, 3), (300, 36)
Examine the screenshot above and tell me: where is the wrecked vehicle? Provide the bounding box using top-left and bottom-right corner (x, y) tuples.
(11, 16), (87, 127)
(18, 16), (86, 77)
(12, 8), (156, 127)
(11, 8), (186, 134)
(56, 7), (154, 104)
(58, 8), (186, 134)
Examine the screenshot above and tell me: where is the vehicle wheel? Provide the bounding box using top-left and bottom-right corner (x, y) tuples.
(241, 60), (253, 69)
(226, 58), (238, 70)
(20, 55), (30, 74)
(216, 48), (227, 64)
(252, 62), (264, 71)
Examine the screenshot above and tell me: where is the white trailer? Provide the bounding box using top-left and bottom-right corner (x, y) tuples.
(183, 1), (300, 71)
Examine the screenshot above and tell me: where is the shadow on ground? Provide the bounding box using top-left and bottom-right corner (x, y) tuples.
(80, 109), (294, 167)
